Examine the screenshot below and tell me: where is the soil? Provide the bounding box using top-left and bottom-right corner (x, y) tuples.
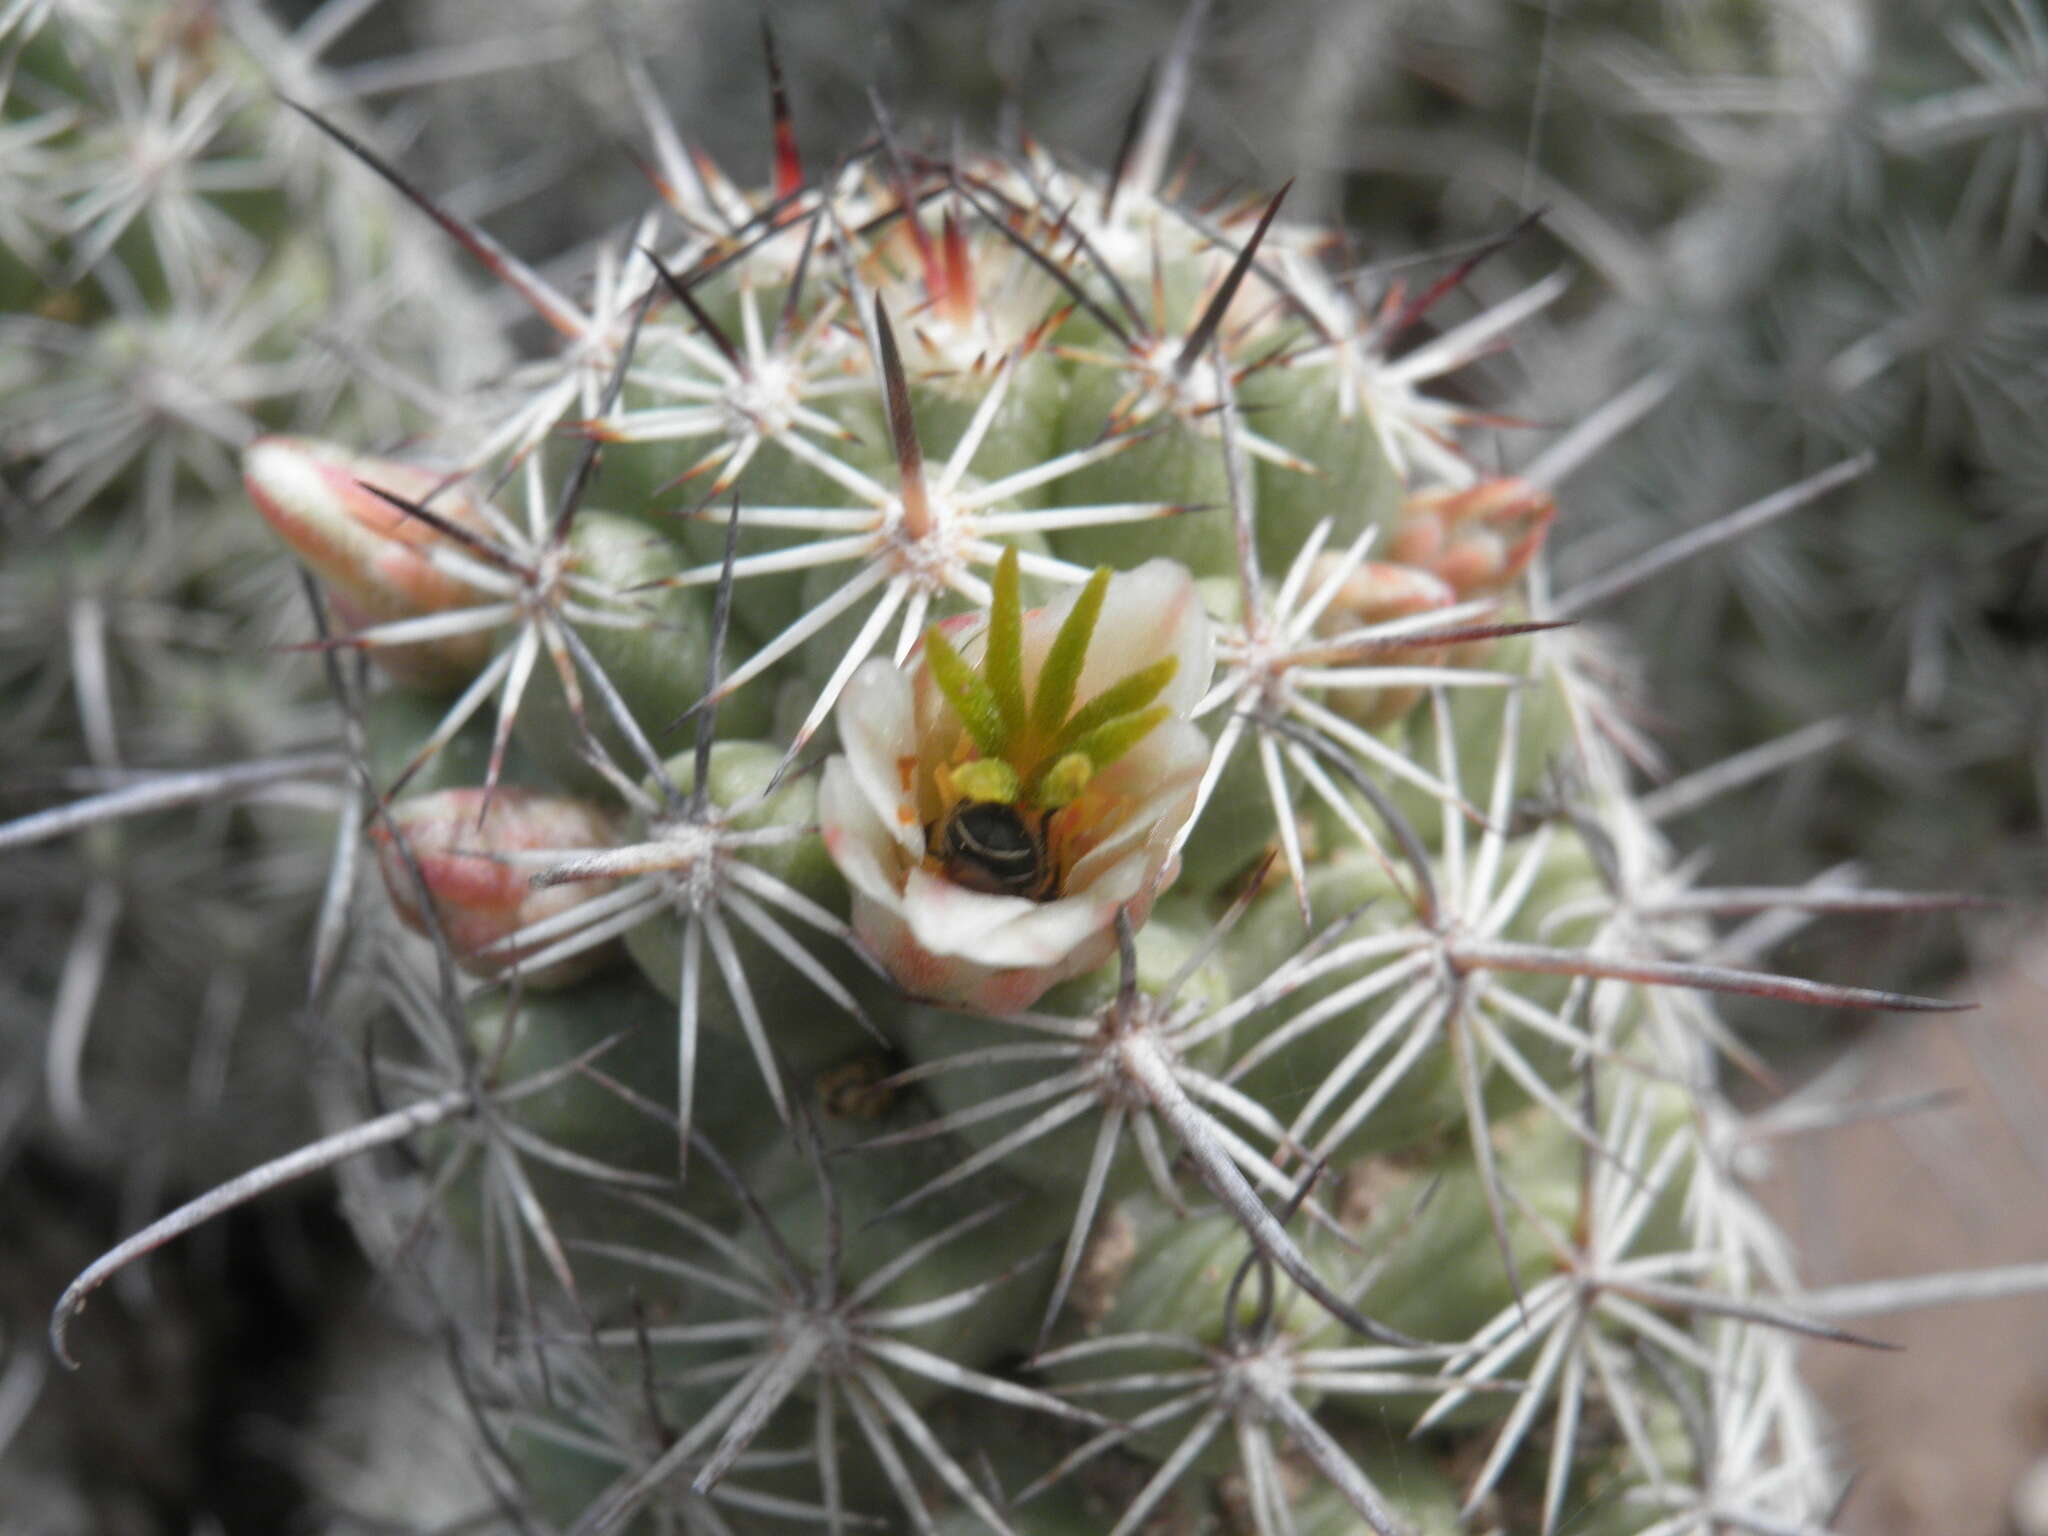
(1758, 924), (2048, 1536)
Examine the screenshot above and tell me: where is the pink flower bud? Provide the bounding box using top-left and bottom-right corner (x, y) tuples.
(1306, 557), (1458, 729)
(1387, 477), (1555, 600)
(242, 435), (501, 687)
(370, 788), (622, 987)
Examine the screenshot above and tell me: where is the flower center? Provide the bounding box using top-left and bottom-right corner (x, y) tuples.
(918, 546), (1179, 902)
(938, 799), (1054, 900)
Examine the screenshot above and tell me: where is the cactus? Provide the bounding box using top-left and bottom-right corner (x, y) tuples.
(0, 5), (511, 1520)
(12, 5), (2043, 1534)
(1309, 0), (2048, 975)
(414, 0), (2048, 976)
(0, 0), (511, 1182)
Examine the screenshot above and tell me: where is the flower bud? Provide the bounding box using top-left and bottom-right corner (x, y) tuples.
(371, 787), (622, 987)
(1387, 476), (1555, 600)
(1306, 555), (1458, 728)
(242, 435), (501, 687)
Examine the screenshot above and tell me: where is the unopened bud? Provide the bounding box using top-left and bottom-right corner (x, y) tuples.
(243, 435), (501, 687)
(1388, 477), (1555, 600)
(1309, 557), (1457, 728)
(371, 788), (622, 987)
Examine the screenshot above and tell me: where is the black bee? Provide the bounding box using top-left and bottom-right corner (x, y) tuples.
(935, 799), (1058, 901)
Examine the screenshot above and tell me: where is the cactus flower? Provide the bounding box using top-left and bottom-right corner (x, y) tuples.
(821, 549), (1212, 1012)
(242, 435), (501, 686)
(370, 787), (623, 987)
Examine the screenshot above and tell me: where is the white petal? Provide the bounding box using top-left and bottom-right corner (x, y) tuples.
(820, 758), (909, 906)
(1070, 558), (1212, 715)
(902, 867), (1114, 970)
(1064, 721), (1209, 892)
(836, 658), (925, 856)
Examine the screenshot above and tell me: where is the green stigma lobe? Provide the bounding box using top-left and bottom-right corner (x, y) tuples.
(925, 625), (1009, 757)
(987, 546), (1026, 739)
(1031, 752), (1093, 810)
(953, 756), (1022, 803)
(1050, 654), (1178, 757)
(1031, 565), (1111, 737)
(1057, 704), (1171, 781)
(935, 557), (1174, 808)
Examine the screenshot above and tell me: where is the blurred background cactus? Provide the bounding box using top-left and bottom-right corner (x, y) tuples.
(4, 0), (2044, 1532)
(0, 1), (509, 1523)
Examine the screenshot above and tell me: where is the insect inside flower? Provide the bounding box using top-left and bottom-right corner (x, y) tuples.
(821, 546), (1212, 1011)
(936, 798), (1056, 900)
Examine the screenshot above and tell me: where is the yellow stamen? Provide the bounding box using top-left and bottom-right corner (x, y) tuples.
(1033, 753), (1094, 810)
(952, 757), (1022, 804)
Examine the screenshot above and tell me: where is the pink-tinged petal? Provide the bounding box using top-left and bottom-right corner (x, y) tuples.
(1066, 829), (1170, 912)
(852, 884), (1126, 1014)
(848, 894), (943, 993)
(371, 788), (621, 987)
(1081, 716), (1211, 810)
(1063, 724), (1207, 893)
(1307, 556), (1457, 728)
(898, 867), (1038, 958)
(900, 866), (1109, 970)
(820, 758), (909, 906)
(849, 894), (1030, 1007)
(1312, 559), (1457, 632)
(244, 436), (497, 615)
(243, 435), (502, 686)
(1067, 558), (1212, 716)
(836, 659), (926, 856)
(970, 961), (1097, 1016)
